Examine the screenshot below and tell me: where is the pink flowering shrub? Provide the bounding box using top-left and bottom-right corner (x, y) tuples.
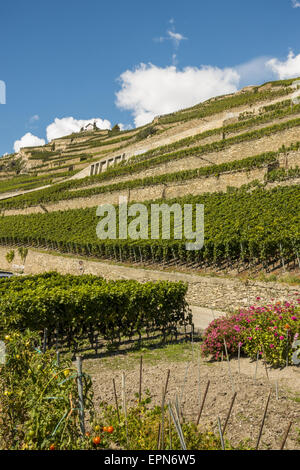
(200, 311), (253, 360)
(201, 296), (300, 367)
(239, 301), (300, 367)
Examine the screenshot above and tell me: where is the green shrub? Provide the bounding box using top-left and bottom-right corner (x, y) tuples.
(0, 273), (190, 349)
(0, 330), (94, 450)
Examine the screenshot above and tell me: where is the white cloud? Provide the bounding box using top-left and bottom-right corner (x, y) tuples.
(292, 0), (300, 7)
(46, 116), (111, 141)
(14, 133), (46, 152)
(115, 63), (240, 127)
(267, 50), (300, 79)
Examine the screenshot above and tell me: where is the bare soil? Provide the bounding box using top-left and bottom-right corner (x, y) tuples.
(83, 351), (300, 450)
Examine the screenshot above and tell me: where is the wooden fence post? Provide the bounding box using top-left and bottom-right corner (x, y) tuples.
(76, 356), (85, 436)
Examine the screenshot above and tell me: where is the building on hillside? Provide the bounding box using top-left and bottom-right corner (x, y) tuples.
(80, 122), (98, 132)
(83, 123), (95, 132)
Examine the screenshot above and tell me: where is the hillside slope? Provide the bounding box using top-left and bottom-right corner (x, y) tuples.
(0, 78), (299, 286)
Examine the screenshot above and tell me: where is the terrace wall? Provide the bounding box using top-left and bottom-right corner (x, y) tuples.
(0, 246), (298, 313)
(2, 167), (267, 216)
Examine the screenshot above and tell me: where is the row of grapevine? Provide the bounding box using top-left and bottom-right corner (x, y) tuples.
(130, 100), (300, 163)
(0, 169), (78, 195)
(0, 137), (298, 212)
(0, 272), (190, 350)
(2, 109), (300, 211)
(157, 87), (292, 124)
(0, 185), (299, 268)
(55, 112), (300, 192)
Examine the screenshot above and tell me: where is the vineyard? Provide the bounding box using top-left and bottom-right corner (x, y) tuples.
(0, 185), (299, 272)
(0, 77), (300, 452)
(0, 283), (299, 450)
(0, 272), (190, 352)
(0, 151), (284, 210)
(129, 99), (300, 163)
(1, 113), (300, 211)
(157, 85), (293, 124)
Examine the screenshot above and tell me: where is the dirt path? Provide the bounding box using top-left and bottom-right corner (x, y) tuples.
(83, 350), (300, 450)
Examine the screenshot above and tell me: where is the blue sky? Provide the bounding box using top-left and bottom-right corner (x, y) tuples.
(1, 0), (300, 156)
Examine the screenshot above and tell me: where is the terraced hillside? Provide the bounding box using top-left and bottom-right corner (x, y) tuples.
(0, 78), (299, 290)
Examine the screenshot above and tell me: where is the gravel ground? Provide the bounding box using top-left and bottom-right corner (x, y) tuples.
(83, 350), (300, 450)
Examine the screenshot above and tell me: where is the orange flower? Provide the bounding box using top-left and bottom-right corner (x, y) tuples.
(284, 324), (290, 329)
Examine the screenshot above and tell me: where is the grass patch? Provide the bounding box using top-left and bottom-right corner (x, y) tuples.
(256, 273), (300, 285)
(83, 338), (202, 373)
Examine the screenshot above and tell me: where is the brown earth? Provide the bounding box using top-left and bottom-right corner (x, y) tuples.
(83, 351), (300, 450)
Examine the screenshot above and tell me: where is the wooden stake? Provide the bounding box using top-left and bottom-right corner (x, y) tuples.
(280, 421), (292, 450)
(161, 386), (165, 450)
(164, 369), (170, 400)
(261, 344), (270, 382)
(286, 331), (289, 368)
(196, 380), (210, 425)
(279, 243), (286, 272)
(224, 339), (235, 394)
(191, 327), (194, 362)
(295, 249), (300, 269)
(254, 350), (259, 381)
(168, 409), (172, 450)
(157, 423), (161, 450)
(169, 402), (187, 450)
(217, 417), (225, 450)
(222, 392), (237, 435)
(76, 356), (85, 436)
(139, 356), (143, 403)
(175, 394), (181, 423)
(112, 378), (120, 423)
(122, 372), (129, 444)
(197, 350), (201, 407)
(255, 392), (271, 450)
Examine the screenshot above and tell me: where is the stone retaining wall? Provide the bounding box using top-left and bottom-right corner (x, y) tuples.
(0, 246), (298, 313)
